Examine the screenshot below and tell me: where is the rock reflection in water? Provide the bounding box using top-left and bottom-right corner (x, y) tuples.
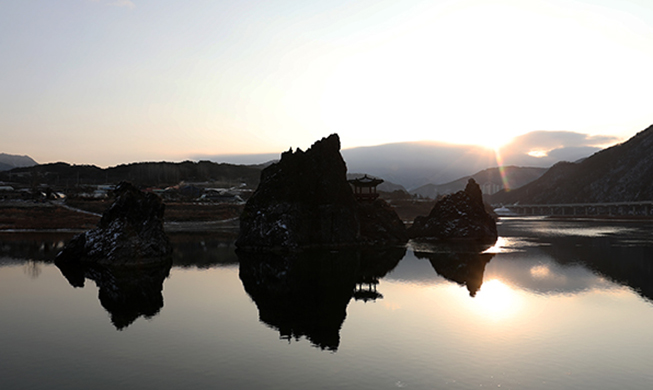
(56, 260), (172, 330)
(413, 244), (495, 297)
(238, 247), (405, 351)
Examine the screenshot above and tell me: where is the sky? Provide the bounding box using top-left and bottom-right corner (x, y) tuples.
(2, 0), (653, 166)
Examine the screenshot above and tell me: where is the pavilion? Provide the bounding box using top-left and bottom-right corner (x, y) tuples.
(348, 175), (384, 201)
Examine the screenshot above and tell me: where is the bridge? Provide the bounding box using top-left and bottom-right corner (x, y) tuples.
(504, 201), (653, 217)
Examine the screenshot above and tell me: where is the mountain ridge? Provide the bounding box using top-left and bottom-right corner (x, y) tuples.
(411, 166), (548, 198)
(0, 161), (261, 188)
(197, 130), (611, 189)
(0, 153), (38, 171)
(490, 124), (653, 204)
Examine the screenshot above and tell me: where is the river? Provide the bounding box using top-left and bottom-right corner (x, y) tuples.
(1, 217), (652, 389)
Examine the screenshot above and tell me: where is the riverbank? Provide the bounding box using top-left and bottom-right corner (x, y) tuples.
(0, 200), (243, 233)
(1, 198), (433, 232)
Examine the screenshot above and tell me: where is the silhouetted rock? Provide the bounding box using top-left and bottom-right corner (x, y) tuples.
(236, 134), (406, 250)
(56, 260), (171, 330)
(238, 247), (404, 350)
(408, 179), (497, 244)
(357, 198), (408, 244)
(56, 182), (172, 265)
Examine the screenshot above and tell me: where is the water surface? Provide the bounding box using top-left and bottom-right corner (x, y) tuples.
(1, 218), (652, 389)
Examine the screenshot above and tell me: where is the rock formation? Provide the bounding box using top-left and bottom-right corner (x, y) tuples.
(408, 178), (497, 244)
(357, 198), (408, 245)
(56, 182), (172, 265)
(236, 134), (406, 250)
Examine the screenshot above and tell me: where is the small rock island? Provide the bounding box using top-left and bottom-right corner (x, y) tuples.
(408, 178), (498, 244)
(236, 134), (407, 251)
(56, 181), (172, 265)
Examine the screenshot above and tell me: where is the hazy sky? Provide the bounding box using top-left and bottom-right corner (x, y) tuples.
(2, 0), (653, 166)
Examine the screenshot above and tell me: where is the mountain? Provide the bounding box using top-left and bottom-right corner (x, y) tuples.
(0, 153), (38, 171)
(0, 161), (262, 188)
(490, 124), (653, 205)
(341, 142), (497, 190)
(411, 166), (548, 199)
(199, 131), (611, 190)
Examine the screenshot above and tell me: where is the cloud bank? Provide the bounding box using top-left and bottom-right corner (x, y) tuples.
(498, 131), (621, 166)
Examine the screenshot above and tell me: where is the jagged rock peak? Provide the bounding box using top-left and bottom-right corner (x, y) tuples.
(236, 134), (359, 250)
(408, 179), (497, 244)
(236, 133), (407, 250)
(465, 178), (483, 205)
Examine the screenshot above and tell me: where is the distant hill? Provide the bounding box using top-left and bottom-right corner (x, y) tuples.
(199, 131), (607, 190)
(0, 161), (262, 188)
(0, 153), (37, 171)
(341, 142), (497, 190)
(411, 166), (548, 199)
(490, 124), (653, 204)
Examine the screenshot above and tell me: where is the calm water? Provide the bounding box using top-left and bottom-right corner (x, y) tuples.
(2, 218), (653, 390)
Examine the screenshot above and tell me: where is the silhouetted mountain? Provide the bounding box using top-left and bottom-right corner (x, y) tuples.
(0, 161), (261, 188)
(0, 153), (37, 171)
(411, 166), (548, 198)
(490, 124), (653, 204)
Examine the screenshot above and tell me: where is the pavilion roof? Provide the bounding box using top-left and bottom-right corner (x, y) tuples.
(347, 174), (384, 187)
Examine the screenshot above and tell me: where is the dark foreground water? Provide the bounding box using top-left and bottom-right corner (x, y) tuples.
(1, 218), (653, 390)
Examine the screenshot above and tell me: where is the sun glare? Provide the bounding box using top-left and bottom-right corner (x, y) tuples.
(493, 149), (511, 191)
(472, 279), (522, 321)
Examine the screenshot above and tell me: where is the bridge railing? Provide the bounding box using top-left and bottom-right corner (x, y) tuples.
(504, 201), (653, 217)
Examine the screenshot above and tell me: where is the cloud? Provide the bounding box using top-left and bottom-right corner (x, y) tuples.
(502, 131), (619, 154)
(498, 131), (621, 167)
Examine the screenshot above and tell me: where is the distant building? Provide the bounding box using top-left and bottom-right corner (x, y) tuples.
(481, 181), (503, 195)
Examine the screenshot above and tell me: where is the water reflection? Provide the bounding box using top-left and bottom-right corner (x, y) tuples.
(237, 247), (405, 351)
(56, 260), (172, 330)
(0, 232), (74, 265)
(497, 218), (653, 302)
(2, 218), (653, 340)
(414, 250), (495, 297)
(3, 221), (653, 389)
(0, 233), (241, 330)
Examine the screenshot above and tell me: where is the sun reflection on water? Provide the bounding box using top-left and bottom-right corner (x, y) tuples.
(482, 237), (507, 254)
(470, 279), (523, 321)
(529, 264), (551, 279)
